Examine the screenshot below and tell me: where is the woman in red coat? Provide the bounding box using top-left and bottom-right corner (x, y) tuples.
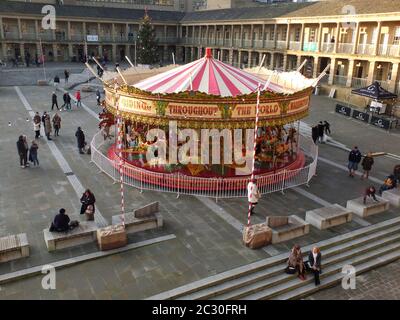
(75, 90), (82, 107)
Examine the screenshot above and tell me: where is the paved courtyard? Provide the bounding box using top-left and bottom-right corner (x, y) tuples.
(0, 65), (399, 299)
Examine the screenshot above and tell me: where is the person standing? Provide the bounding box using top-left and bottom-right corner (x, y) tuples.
(52, 113), (61, 136)
(16, 135), (28, 168)
(75, 90), (82, 108)
(25, 51), (30, 67)
(80, 189), (96, 216)
(347, 146), (362, 177)
(317, 121), (325, 143)
(306, 247), (322, 286)
(361, 152), (374, 180)
(41, 111), (47, 136)
(44, 114), (52, 140)
(66, 92), (72, 110)
(324, 120), (331, 135)
(64, 69), (69, 84)
(247, 179), (261, 215)
(62, 92), (68, 110)
(75, 126), (85, 154)
(29, 140), (39, 166)
(22, 135), (29, 167)
(51, 92), (59, 111)
(33, 119), (41, 139)
(33, 112), (41, 138)
(53, 75), (60, 88)
(96, 89), (101, 106)
(311, 125), (318, 144)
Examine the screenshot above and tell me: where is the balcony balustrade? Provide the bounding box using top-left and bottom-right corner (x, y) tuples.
(289, 41), (301, 51)
(337, 43), (353, 54)
(351, 77), (368, 89)
(378, 44), (400, 57)
(303, 42), (318, 52)
(333, 75), (347, 86)
(357, 44), (375, 55)
(276, 40), (286, 50)
(321, 42), (334, 53)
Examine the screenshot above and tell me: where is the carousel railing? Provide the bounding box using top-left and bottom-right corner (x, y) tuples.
(91, 130), (318, 200)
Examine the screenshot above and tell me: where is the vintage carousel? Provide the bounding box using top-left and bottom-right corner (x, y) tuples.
(98, 48), (317, 194)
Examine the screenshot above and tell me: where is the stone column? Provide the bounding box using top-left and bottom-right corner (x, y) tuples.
(164, 45), (169, 61)
(1, 43), (7, 60)
(222, 25), (225, 46)
(328, 57), (336, 85)
(17, 18), (22, 39)
(229, 48), (233, 64)
(261, 24), (265, 48)
(125, 44), (130, 60)
(283, 54), (288, 71)
(313, 56), (320, 78)
(334, 22), (340, 53)
(296, 55), (302, 68)
(286, 23), (291, 50)
(346, 59), (355, 87)
(19, 43), (25, 60)
(112, 43), (117, 62)
(68, 44), (73, 59)
(367, 61), (376, 83)
(191, 47), (194, 61)
(52, 43), (58, 62)
(98, 44), (103, 57)
(83, 22), (87, 41)
(299, 23), (305, 51)
(126, 23), (129, 41)
(238, 50), (242, 68)
(67, 21), (71, 41)
(164, 25), (167, 43)
(389, 62), (399, 92)
(248, 51), (252, 68)
(270, 52), (275, 69)
(112, 23), (116, 42)
(0, 17), (4, 39)
(206, 25), (209, 45)
(240, 25), (244, 48)
(374, 21), (382, 56)
(317, 23), (323, 52)
(250, 24), (254, 48)
(352, 22), (360, 54)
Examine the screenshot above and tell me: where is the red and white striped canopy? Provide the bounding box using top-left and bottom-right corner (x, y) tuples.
(134, 48), (283, 97)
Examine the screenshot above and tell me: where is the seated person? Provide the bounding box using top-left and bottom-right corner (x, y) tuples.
(306, 247), (322, 286)
(51, 208), (70, 232)
(379, 176), (395, 195)
(364, 186), (379, 204)
(286, 244), (306, 280)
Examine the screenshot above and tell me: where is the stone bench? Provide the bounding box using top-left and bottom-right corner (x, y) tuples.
(43, 221), (98, 252)
(37, 80), (48, 86)
(305, 204), (353, 230)
(111, 201), (163, 235)
(382, 188), (400, 207)
(346, 196), (390, 218)
(0, 233), (29, 263)
(265, 215), (309, 244)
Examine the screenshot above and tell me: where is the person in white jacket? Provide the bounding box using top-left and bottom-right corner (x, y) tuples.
(248, 179), (261, 215)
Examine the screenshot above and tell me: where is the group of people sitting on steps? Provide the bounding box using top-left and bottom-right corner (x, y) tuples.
(286, 244), (322, 286)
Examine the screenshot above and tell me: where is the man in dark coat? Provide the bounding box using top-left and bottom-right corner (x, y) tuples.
(348, 146), (362, 177)
(311, 125), (319, 144)
(51, 92), (59, 111)
(75, 127), (85, 154)
(317, 121), (325, 143)
(52, 208), (70, 232)
(16, 135), (28, 168)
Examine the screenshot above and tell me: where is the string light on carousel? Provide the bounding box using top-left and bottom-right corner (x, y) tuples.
(87, 48), (327, 248)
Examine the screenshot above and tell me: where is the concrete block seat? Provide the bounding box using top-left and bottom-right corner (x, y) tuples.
(111, 201), (163, 235)
(0, 233), (29, 263)
(305, 204), (353, 230)
(346, 196), (390, 218)
(265, 216), (310, 244)
(43, 221), (98, 252)
(382, 188), (400, 207)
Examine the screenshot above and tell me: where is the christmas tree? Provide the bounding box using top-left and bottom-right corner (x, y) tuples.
(137, 10), (159, 65)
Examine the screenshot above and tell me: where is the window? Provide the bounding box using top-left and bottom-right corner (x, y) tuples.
(393, 27), (400, 45)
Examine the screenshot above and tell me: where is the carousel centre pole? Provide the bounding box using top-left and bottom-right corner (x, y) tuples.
(247, 84), (262, 227)
(116, 91), (125, 228)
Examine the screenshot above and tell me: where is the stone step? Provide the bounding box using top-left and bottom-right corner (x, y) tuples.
(177, 224), (400, 300)
(210, 232), (400, 300)
(241, 239), (400, 300)
(147, 217), (400, 300)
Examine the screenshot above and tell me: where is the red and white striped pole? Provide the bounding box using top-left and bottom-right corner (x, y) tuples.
(247, 84), (262, 227)
(115, 97), (125, 227)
